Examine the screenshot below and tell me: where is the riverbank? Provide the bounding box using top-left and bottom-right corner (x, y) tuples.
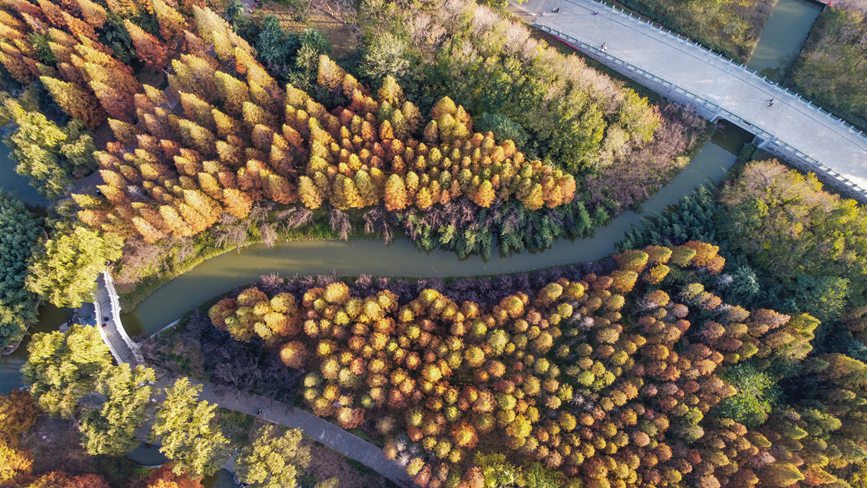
(122, 125), (747, 337)
(116, 217), (351, 312)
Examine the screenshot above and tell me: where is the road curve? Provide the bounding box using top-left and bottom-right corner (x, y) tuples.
(520, 0), (867, 197)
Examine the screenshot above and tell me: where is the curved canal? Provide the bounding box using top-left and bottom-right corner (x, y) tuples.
(121, 126), (749, 336)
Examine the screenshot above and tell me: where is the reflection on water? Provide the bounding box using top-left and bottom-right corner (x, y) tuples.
(747, 0), (822, 78)
(125, 126), (750, 336)
(203, 469), (237, 488)
(126, 443), (167, 467)
(0, 144), (48, 207)
(0, 305), (69, 393)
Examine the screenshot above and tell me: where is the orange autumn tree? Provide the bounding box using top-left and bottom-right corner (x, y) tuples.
(207, 242), (852, 487)
(0, 0), (576, 244)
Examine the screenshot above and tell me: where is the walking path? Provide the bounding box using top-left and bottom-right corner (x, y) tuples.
(166, 377), (414, 487)
(94, 271), (143, 364)
(94, 274), (413, 487)
(515, 0), (867, 200)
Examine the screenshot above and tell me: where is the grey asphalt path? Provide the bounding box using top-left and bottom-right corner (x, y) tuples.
(518, 0), (867, 192)
(150, 376), (414, 487)
(96, 267), (412, 487)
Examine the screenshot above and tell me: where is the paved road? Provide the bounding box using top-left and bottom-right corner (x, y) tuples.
(517, 0), (867, 194)
(190, 379), (413, 487)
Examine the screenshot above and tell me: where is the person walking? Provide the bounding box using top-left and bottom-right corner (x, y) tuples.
(768, 98), (775, 107)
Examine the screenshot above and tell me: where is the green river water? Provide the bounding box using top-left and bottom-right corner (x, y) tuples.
(114, 0), (829, 337)
(122, 125), (749, 336)
(0, 144), (49, 207)
(0, 124), (749, 394)
(747, 0), (822, 78)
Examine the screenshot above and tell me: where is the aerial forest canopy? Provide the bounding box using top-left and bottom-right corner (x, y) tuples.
(0, 0), (577, 244)
(208, 242), (866, 487)
(0, 193), (41, 350)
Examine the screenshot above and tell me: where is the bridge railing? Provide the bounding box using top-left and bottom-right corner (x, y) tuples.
(534, 23), (867, 202)
(576, 0), (867, 140)
(102, 271), (145, 363)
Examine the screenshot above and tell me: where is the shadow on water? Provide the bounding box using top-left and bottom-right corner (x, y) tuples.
(747, 0), (822, 79)
(124, 125), (752, 337)
(0, 144), (49, 207)
(126, 443), (167, 467)
(0, 305), (68, 394)
(202, 470), (237, 488)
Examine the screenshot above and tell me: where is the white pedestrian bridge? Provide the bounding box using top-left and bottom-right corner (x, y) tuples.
(520, 0), (867, 201)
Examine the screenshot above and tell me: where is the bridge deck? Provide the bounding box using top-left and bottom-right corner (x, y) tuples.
(522, 0), (867, 198)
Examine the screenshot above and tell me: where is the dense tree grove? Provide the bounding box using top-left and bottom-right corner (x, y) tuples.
(0, 0), (576, 246)
(235, 425), (311, 488)
(1, 92), (97, 199)
(622, 160), (867, 326)
(78, 362), (156, 455)
(0, 390), (37, 485)
(151, 377), (231, 478)
(358, 0), (661, 173)
(0, 388), (155, 487)
(22, 324), (114, 418)
(0, 0), (707, 264)
(25, 219), (124, 308)
(620, 185), (719, 250)
(0, 192), (41, 350)
(22, 324), (160, 459)
(790, 0), (867, 131)
(210, 242), (866, 487)
(720, 160), (867, 322)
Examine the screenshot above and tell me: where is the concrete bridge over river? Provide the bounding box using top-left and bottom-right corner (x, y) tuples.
(516, 0), (867, 201)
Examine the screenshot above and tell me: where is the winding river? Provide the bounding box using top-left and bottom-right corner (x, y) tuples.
(117, 0), (831, 337)
(0, 124), (747, 391)
(122, 126), (750, 336)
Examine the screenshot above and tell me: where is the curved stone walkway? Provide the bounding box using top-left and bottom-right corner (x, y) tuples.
(94, 277), (412, 487)
(516, 0), (867, 199)
(187, 378), (414, 487)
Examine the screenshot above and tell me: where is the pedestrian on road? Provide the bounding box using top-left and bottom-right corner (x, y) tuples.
(593, 10), (599, 15)
(256, 408), (262, 415)
(768, 98), (775, 107)
(601, 42), (607, 52)
(552, 7), (560, 13)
